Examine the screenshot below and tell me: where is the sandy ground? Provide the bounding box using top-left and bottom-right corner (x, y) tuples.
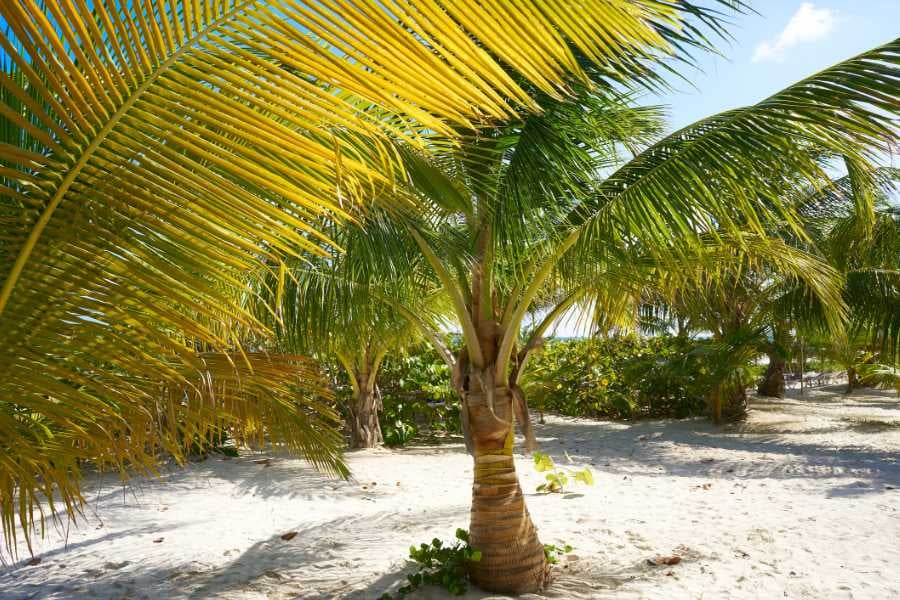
(2, 386), (899, 600)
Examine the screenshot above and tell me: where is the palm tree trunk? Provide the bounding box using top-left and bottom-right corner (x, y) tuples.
(349, 385), (383, 449)
(757, 354), (785, 398)
(845, 367), (859, 394)
(464, 384), (548, 593)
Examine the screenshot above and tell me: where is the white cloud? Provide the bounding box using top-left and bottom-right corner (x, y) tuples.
(753, 3), (837, 63)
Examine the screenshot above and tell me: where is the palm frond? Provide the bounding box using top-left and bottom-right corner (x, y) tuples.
(1, 351), (343, 556)
(0, 0), (743, 550)
(573, 40), (900, 267)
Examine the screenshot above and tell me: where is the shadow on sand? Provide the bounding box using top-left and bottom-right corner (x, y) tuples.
(2, 387), (896, 599)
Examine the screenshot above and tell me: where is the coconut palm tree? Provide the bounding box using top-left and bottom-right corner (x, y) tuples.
(630, 234), (846, 419)
(1, 0), (747, 552)
(310, 40), (897, 590)
(1, 3), (897, 592)
(624, 163), (898, 404)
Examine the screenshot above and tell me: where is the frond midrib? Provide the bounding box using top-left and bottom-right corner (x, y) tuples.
(0, 0), (259, 318)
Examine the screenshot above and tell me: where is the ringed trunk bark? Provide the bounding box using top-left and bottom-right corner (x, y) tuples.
(465, 386), (548, 593)
(349, 387), (383, 449)
(757, 355), (786, 398)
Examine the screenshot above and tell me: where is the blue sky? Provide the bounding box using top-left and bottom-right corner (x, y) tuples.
(655, 1), (900, 132)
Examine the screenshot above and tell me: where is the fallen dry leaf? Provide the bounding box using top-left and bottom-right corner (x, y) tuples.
(26, 557), (41, 566)
(153, 538), (164, 544)
(254, 458), (271, 466)
(280, 531), (298, 541)
(648, 555), (682, 566)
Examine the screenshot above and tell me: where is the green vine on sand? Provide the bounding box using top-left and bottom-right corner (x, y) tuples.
(379, 528), (482, 599)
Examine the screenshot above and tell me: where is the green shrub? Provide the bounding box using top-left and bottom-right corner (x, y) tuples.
(524, 335), (708, 419)
(543, 542), (574, 564)
(533, 451), (594, 494)
(378, 347), (461, 445)
(337, 335), (740, 438)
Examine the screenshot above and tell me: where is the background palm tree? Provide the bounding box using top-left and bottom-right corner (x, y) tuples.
(612, 162), (899, 408)
(800, 166), (900, 393)
(625, 234), (845, 419)
(252, 213), (451, 448)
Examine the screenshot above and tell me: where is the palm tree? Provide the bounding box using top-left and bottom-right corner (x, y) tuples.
(348, 43), (900, 590)
(631, 234), (845, 418)
(627, 164), (898, 404)
(1, 0), (741, 552)
(801, 166), (900, 392)
(253, 214), (450, 448)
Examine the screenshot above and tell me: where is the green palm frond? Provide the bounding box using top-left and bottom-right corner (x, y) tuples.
(858, 363), (900, 393)
(802, 169), (900, 357)
(845, 265), (900, 357)
(253, 212), (447, 358)
(572, 40), (900, 267)
(585, 231), (847, 340)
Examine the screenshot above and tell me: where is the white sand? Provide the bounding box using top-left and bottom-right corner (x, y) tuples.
(2, 386), (899, 600)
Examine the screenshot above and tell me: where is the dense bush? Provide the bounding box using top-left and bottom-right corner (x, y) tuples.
(523, 335), (710, 419)
(377, 349), (462, 445)
(334, 335), (752, 446)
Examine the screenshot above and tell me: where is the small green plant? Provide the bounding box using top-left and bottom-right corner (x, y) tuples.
(543, 542), (574, 564)
(379, 528), (482, 599)
(382, 402), (418, 446)
(533, 451), (594, 494)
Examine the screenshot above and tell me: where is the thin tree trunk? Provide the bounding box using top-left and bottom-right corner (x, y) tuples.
(676, 315), (688, 338)
(757, 354), (785, 398)
(845, 367), (859, 395)
(465, 384), (548, 593)
(711, 393), (722, 425)
(349, 385), (383, 449)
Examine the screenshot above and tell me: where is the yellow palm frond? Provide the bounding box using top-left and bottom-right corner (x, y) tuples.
(0, 0), (736, 550)
(1, 351), (342, 555)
